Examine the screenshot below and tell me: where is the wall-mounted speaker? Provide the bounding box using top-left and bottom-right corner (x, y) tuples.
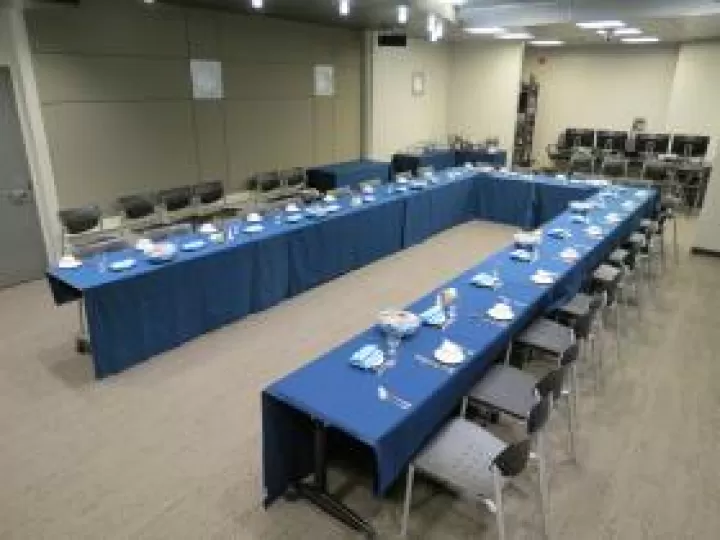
(378, 33), (407, 47)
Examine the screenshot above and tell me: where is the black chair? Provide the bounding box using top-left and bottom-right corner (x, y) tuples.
(248, 172), (281, 193)
(58, 205), (102, 235)
(158, 187), (194, 224)
(194, 181), (230, 221)
(117, 194), (158, 232)
(284, 168), (306, 188)
(600, 156), (628, 179)
(144, 222), (193, 242)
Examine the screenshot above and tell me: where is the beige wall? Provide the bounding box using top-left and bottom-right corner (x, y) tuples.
(666, 41), (720, 157)
(448, 42), (524, 152)
(26, 2), (362, 210)
(368, 37), (449, 161)
(524, 45), (679, 166)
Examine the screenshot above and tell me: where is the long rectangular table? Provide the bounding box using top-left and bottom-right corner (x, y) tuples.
(306, 160), (391, 192)
(455, 148), (508, 168)
(47, 169), (631, 378)
(262, 185), (656, 533)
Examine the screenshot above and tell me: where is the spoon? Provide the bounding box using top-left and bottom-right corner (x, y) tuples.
(377, 385), (412, 410)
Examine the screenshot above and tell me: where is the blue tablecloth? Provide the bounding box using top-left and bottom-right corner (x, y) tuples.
(475, 174), (537, 228)
(307, 160), (391, 192)
(402, 170), (477, 247)
(455, 149), (507, 168)
(262, 186), (656, 503)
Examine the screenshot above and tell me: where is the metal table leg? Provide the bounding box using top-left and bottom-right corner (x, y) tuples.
(294, 420), (376, 538)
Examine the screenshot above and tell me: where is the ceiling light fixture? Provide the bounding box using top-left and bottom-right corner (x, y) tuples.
(397, 5), (409, 25)
(530, 40), (565, 46)
(339, 0), (350, 17)
(143, 0), (155, 4)
(613, 28), (643, 36)
(497, 32), (534, 40)
(251, 0), (263, 9)
(577, 20), (625, 29)
(464, 26), (505, 35)
(621, 36), (660, 43)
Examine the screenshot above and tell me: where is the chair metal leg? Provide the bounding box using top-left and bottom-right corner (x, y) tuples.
(570, 363), (579, 460)
(614, 302), (621, 363)
(493, 465), (508, 540)
(460, 396), (469, 418)
(672, 217), (679, 263)
(504, 342), (513, 366)
(76, 299), (90, 354)
(535, 433), (550, 540)
(400, 465), (415, 538)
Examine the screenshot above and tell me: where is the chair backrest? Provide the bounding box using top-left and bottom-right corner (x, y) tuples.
(534, 368), (565, 403)
(493, 438), (531, 477)
(194, 181), (224, 205)
(601, 157), (627, 178)
(284, 168), (306, 187)
(560, 342), (579, 367)
(526, 394), (552, 436)
(72, 237), (128, 259)
(118, 195), (155, 220)
(158, 187), (193, 212)
(145, 222), (193, 241)
(249, 172), (281, 192)
(642, 161), (668, 182)
(58, 206), (102, 235)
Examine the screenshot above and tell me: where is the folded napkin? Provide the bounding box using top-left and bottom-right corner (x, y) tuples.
(510, 249), (533, 262)
(349, 344), (384, 370)
(471, 273), (497, 288)
(420, 304), (447, 327)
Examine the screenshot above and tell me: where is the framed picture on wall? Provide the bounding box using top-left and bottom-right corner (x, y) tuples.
(314, 65), (335, 97)
(411, 71), (426, 97)
(190, 59), (223, 100)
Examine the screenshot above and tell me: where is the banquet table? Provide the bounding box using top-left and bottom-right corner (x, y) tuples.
(47, 168), (643, 379)
(261, 185), (656, 534)
(306, 160), (391, 192)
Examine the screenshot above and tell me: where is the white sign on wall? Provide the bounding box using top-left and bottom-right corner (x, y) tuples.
(411, 71), (426, 97)
(190, 59), (224, 100)
(314, 65), (335, 97)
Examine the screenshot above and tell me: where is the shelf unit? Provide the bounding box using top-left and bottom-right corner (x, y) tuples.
(513, 80), (539, 168)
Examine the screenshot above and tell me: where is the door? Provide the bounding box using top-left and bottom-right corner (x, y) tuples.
(0, 66), (47, 289)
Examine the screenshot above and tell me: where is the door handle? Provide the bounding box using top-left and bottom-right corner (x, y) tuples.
(6, 189), (31, 205)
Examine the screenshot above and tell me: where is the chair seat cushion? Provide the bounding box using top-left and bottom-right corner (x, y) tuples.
(593, 263), (621, 287)
(608, 248), (630, 267)
(557, 293), (592, 318)
(415, 418), (507, 498)
(468, 365), (537, 420)
(516, 318), (574, 356)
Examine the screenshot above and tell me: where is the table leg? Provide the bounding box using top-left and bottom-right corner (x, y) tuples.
(294, 420), (376, 538)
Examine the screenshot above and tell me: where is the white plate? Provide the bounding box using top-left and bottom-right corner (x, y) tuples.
(246, 213), (263, 223)
(326, 204), (341, 212)
(198, 223), (217, 234)
(434, 344), (465, 365)
(286, 214), (303, 223)
(58, 257), (82, 269)
(605, 213), (621, 224)
(244, 224), (265, 233)
(548, 228), (571, 239)
(531, 273), (554, 285)
(510, 249), (532, 262)
(488, 305), (514, 321)
(181, 240), (206, 251)
(109, 258), (136, 272)
(363, 195), (376, 202)
(560, 249), (579, 261)
(471, 273), (498, 288)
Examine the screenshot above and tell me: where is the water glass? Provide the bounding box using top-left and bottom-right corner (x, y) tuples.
(385, 330), (401, 366)
(97, 252), (108, 274)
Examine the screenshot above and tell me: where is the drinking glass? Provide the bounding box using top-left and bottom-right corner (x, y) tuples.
(385, 329), (401, 367)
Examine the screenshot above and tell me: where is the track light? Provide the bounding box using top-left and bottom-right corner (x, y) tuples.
(251, 0), (263, 8)
(339, 0), (350, 16)
(398, 5), (409, 25)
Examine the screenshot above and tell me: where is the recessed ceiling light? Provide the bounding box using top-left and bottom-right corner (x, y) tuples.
(614, 28), (643, 36)
(397, 5), (409, 25)
(530, 40), (565, 46)
(577, 21), (625, 29)
(339, 0), (350, 16)
(621, 36), (660, 43)
(464, 27), (505, 35)
(498, 32), (534, 40)
(143, 0), (155, 4)
(251, 0), (263, 9)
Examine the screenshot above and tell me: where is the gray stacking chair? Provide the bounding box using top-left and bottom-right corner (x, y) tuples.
(554, 293), (605, 390)
(58, 205), (108, 254)
(118, 194), (158, 233)
(401, 396), (552, 540)
(158, 186), (195, 224)
(600, 155), (628, 180)
(510, 318), (580, 460)
(608, 246), (642, 315)
(194, 181), (227, 220)
(591, 264), (623, 362)
(569, 152), (594, 175)
(641, 160), (668, 189)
